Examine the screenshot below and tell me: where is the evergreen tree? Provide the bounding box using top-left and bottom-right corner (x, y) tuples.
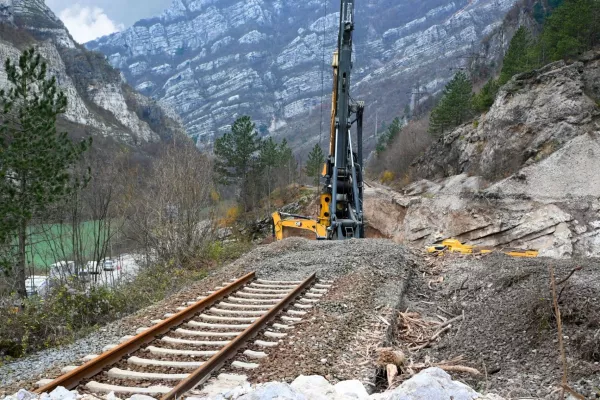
(214, 116), (262, 211)
(499, 27), (535, 85)
(376, 117), (402, 154)
(278, 139), (297, 187)
(259, 136), (279, 211)
(305, 143), (325, 187)
(0, 48), (91, 298)
(429, 71), (473, 136)
(538, 0), (600, 62)
(472, 78), (500, 113)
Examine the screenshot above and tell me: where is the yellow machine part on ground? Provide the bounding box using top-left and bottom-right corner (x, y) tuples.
(427, 239), (539, 258)
(272, 211), (328, 241)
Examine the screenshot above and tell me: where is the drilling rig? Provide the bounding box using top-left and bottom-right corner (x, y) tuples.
(272, 0), (365, 240)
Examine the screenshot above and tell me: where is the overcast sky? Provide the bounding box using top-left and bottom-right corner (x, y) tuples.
(46, 0), (172, 43)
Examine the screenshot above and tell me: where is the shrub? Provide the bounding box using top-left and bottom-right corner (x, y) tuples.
(0, 260), (208, 360)
(381, 171), (395, 184)
(368, 117), (433, 187)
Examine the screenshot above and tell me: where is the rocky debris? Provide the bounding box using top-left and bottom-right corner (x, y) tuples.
(364, 175), (599, 258)
(366, 53), (600, 258)
(2, 369), (505, 400)
(86, 0), (519, 148)
(0, 0), (184, 146)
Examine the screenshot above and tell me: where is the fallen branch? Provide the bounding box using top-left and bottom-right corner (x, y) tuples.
(562, 385), (585, 400)
(386, 364), (398, 388)
(556, 266), (582, 285)
(436, 306), (456, 317)
(412, 325), (452, 350)
(437, 312), (464, 330)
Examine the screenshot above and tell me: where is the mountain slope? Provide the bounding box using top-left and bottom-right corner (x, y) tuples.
(0, 0), (185, 146)
(365, 50), (600, 258)
(86, 0), (519, 151)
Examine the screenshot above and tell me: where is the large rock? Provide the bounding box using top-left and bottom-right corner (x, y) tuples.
(333, 380), (369, 400)
(237, 382), (306, 400)
(369, 368), (482, 400)
(291, 375), (335, 400)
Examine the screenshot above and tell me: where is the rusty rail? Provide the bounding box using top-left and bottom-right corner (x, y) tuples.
(35, 272), (256, 394)
(161, 272), (317, 400)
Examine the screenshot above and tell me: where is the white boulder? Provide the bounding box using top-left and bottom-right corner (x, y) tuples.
(369, 368), (481, 400)
(334, 380), (369, 399)
(237, 382), (306, 400)
(291, 375), (335, 400)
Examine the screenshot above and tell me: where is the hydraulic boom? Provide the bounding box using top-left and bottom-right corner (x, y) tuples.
(273, 0), (365, 240)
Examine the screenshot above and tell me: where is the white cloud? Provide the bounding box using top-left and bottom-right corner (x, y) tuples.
(58, 4), (124, 43)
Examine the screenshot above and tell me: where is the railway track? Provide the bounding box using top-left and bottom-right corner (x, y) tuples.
(33, 272), (332, 399)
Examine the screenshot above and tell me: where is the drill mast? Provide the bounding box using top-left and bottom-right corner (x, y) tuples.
(272, 0), (365, 240)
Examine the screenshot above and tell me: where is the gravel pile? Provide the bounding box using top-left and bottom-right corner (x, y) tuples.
(230, 237), (418, 280)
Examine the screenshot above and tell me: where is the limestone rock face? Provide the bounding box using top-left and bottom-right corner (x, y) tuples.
(86, 0), (519, 149)
(412, 55), (600, 181)
(365, 55), (600, 259)
(0, 0), (184, 145)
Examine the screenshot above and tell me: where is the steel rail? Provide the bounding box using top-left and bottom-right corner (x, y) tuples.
(34, 271), (256, 394)
(161, 272), (317, 400)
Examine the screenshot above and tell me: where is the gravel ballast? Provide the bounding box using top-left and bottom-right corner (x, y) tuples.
(0, 238), (416, 395)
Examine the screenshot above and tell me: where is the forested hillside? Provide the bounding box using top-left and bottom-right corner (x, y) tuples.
(369, 0), (600, 183)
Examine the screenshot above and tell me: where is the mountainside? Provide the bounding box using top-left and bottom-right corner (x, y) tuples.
(0, 0), (185, 146)
(365, 50), (600, 258)
(86, 0), (519, 151)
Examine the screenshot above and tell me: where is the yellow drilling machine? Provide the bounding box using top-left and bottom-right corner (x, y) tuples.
(272, 0), (365, 241)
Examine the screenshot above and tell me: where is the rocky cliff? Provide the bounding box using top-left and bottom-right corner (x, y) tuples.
(0, 0), (184, 146)
(86, 0), (519, 151)
(365, 51), (600, 258)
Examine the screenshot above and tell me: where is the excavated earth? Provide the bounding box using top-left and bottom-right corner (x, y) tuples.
(401, 252), (600, 399)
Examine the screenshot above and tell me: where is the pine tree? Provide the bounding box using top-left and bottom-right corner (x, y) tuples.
(538, 0), (600, 62)
(376, 117), (402, 154)
(259, 137), (279, 211)
(429, 71), (473, 136)
(499, 27), (535, 85)
(305, 143), (325, 187)
(0, 48), (91, 298)
(278, 139), (297, 187)
(472, 78), (500, 113)
(214, 116), (262, 211)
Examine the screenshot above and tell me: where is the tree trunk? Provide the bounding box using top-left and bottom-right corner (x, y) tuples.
(16, 219), (28, 298)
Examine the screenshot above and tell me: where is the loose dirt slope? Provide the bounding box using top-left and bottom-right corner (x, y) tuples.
(401, 253), (600, 398)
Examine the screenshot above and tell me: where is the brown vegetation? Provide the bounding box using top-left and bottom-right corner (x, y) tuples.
(368, 117), (433, 187)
